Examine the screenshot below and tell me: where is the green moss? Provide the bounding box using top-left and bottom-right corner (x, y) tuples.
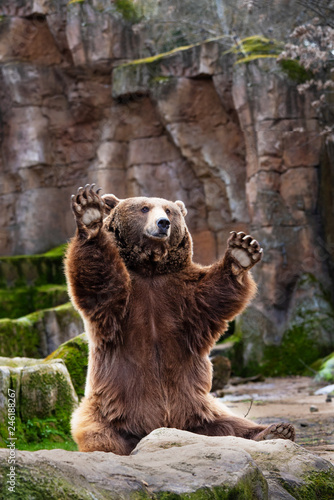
(17, 437), (78, 451)
(0, 302), (83, 358)
(0, 288), (35, 319)
(0, 246), (66, 289)
(42, 244), (67, 258)
(260, 324), (325, 376)
(45, 333), (88, 398)
(33, 284), (69, 312)
(280, 470), (334, 500)
(20, 367), (76, 431)
(234, 274), (334, 377)
(253, 306), (333, 377)
(118, 35), (227, 69)
(151, 76), (173, 85)
(0, 431), (7, 447)
(279, 59), (314, 83)
(0, 284), (69, 319)
(0, 462), (92, 500)
(226, 35), (283, 64)
(0, 316), (42, 358)
(227, 35), (315, 87)
(22, 417), (73, 445)
(0, 360), (78, 450)
(138, 476), (267, 499)
(114, 0), (142, 23)
(3, 364), (78, 451)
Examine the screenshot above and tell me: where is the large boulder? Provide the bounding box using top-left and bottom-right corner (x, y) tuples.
(0, 359), (78, 447)
(231, 273), (334, 376)
(0, 302), (84, 358)
(0, 428), (333, 499)
(44, 333), (88, 398)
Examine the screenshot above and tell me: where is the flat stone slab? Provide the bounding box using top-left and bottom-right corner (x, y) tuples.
(1, 428), (333, 499)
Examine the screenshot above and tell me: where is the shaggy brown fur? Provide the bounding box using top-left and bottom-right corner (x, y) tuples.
(65, 184), (295, 455)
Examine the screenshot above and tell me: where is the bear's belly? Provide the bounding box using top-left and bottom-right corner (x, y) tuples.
(97, 342), (213, 432)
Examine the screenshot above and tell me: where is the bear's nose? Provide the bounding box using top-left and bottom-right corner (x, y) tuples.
(156, 218), (170, 232)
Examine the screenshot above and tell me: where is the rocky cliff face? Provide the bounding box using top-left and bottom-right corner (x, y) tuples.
(0, 0), (333, 372)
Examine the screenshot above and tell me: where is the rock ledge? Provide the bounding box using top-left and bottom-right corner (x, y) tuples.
(1, 428), (333, 499)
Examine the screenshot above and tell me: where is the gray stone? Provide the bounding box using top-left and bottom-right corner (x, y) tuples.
(0, 428), (333, 499)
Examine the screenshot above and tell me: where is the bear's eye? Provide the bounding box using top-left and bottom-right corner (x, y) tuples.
(165, 209), (171, 215)
(141, 206), (149, 213)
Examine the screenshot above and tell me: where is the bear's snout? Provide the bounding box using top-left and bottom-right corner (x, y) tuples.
(144, 206), (172, 240)
(157, 217), (170, 234)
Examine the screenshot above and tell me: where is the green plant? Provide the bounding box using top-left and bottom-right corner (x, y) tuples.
(226, 35), (283, 64)
(114, 0), (142, 22)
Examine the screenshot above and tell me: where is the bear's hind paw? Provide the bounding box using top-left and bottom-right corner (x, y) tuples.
(253, 422), (295, 442)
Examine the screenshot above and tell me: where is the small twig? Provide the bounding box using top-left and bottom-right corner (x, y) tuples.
(244, 398), (254, 418)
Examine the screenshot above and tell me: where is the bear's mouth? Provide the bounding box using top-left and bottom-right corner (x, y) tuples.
(145, 230), (169, 241)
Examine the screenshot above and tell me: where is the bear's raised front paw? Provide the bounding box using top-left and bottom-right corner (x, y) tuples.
(253, 422), (295, 442)
(72, 184), (105, 239)
(228, 231), (263, 271)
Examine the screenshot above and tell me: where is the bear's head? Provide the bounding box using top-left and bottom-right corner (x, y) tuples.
(102, 194), (193, 274)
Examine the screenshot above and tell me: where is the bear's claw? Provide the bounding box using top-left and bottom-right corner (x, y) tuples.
(72, 184), (105, 238)
(228, 231), (263, 271)
(253, 422), (295, 442)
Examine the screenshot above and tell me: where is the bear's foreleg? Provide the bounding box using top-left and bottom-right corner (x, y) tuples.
(195, 231), (263, 325)
(65, 184), (130, 342)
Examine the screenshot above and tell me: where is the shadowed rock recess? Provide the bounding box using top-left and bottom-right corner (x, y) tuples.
(0, 428), (334, 499)
(0, 1), (333, 371)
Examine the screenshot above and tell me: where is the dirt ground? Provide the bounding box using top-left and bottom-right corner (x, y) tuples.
(219, 376), (334, 464)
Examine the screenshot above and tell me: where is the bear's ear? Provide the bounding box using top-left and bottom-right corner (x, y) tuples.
(102, 194), (120, 214)
(175, 200), (187, 217)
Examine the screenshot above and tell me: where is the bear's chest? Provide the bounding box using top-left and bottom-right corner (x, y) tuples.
(122, 274), (187, 360)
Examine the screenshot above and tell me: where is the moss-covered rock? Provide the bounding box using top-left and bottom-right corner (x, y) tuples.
(0, 316), (43, 359)
(0, 357), (43, 368)
(261, 274), (334, 376)
(112, 38), (227, 98)
(0, 367), (11, 447)
(45, 333), (88, 398)
(0, 302), (84, 358)
(0, 360), (78, 449)
(0, 429), (333, 499)
(0, 284), (69, 320)
(19, 362), (78, 427)
(0, 244), (66, 289)
(233, 274), (334, 377)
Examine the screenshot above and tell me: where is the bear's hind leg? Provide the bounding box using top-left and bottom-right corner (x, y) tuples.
(71, 401), (141, 455)
(73, 423), (140, 455)
(189, 415), (295, 442)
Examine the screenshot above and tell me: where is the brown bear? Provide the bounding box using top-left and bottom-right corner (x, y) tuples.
(65, 184), (295, 455)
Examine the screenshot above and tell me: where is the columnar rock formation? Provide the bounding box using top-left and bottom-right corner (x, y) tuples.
(0, 0), (333, 371)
